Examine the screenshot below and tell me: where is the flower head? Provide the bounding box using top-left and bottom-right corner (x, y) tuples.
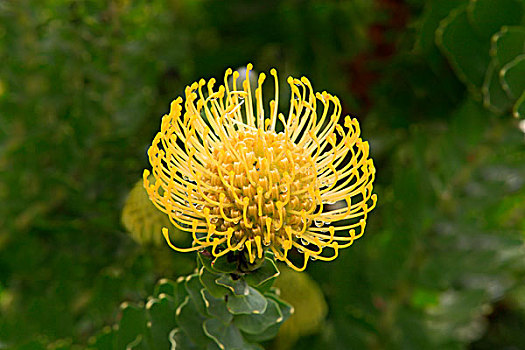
(144, 65), (376, 271)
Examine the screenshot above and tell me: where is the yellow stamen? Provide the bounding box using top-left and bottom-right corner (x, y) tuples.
(145, 66), (376, 271)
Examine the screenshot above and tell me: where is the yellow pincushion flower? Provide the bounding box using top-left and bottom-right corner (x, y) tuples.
(143, 65), (377, 271)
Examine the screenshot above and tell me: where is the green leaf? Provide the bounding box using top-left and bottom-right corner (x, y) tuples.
(206, 342), (223, 350)
(154, 278), (178, 298)
(168, 328), (197, 350)
(198, 252), (221, 274)
(203, 318), (246, 350)
(244, 258), (280, 292)
(244, 345), (265, 350)
(199, 267), (229, 299)
(216, 275), (249, 296)
(513, 90), (525, 118)
(185, 274), (207, 315)
(482, 60), (513, 113)
(126, 335), (147, 350)
(243, 293), (294, 343)
(436, 6), (490, 90)
(414, 0), (469, 55)
(501, 54), (525, 98)
(202, 289), (233, 325)
(467, 0), (524, 39)
(155, 278), (187, 308)
(266, 294), (294, 322)
(242, 322), (281, 343)
(211, 254), (238, 274)
(175, 296), (209, 347)
(147, 296), (177, 350)
(234, 298), (283, 334)
(483, 26), (525, 114)
(491, 26), (525, 67)
(226, 286), (268, 315)
(116, 303), (148, 350)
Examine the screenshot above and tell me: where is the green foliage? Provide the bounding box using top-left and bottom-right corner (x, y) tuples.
(87, 253), (292, 349)
(0, 0), (374, 347)
(1, 0), (525, 349)
(433, 0), (525, 116)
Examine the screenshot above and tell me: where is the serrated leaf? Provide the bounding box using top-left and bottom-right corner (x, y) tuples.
(414, 0), (469, 54)
(126, 335), (147, 350)
(436, 6), (490, 90)
(203, 318), (246, 350)
(491, 26), (525, 67)
(185, 274), (207, 315)
(242, 322), (281, 343)
(147, 296), (177, 350)
(175, 297), (209, 347)
(244, 258), (280, 291)
(483, 26), (525, 114)
(242, 294), (295, 342)
(226, 286), (267, 315)
(234, 298), (283, 335)
(211, 254), (238, 274)
(116, 303), (148, 350)
(198, 252), (221, 274)
(168, 328), (197, 350)
(201, 289), (233, 325)
(155, 278), (188, 309)
(216, 275), (249, 296)
(266, 295), (294, 322)
(199, 267), (229, 299)
(154, 278), (178, 299)
(482, 60), (513, 113)
(513, 90), (525, 118)
(501, 54), (525, 98)
(241, 294), (293, 343)
(467, 0), (524, 39)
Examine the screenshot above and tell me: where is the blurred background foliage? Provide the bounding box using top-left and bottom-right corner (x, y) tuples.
(0, 0), (524, 349)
